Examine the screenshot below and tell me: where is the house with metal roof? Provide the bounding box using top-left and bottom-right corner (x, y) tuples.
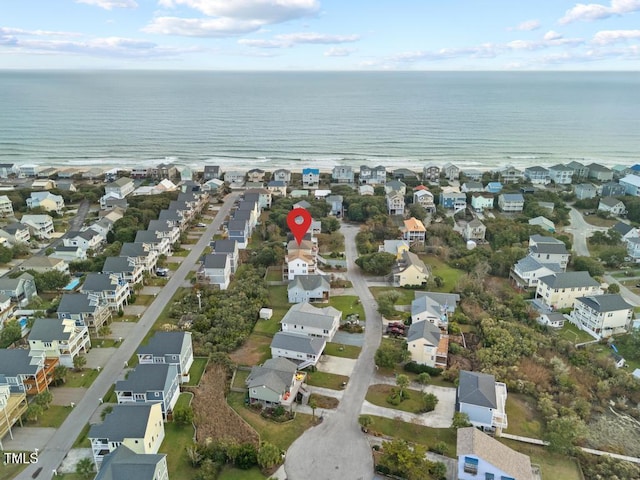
(137, 332), (193, 384)
(535, 271), (602, 310)
(246, 357), (306, 407)
(28, 317), (90, 368)
(287, 274), (330, 304)
(57, 292), (111, 334)
(406, 320), (447, 368)
(88, 403), (165, 470)
(95, 445), (168, 480)
(115, 364), (180, 420)
(570, 294), (633, 339)
(457, 371), (508, 433)
(457, 427), (535, 480)
(280, 302), (341, 341)
(270, 331), (325, 369)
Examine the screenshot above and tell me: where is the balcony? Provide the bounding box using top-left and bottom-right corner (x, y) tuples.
(279, 372), (307, 407)
(23, 357), (59, 395)
(492, 382), (508, 429)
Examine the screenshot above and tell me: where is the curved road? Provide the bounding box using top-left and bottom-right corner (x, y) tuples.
(284, 222), (382, 480)
(17, 192), (240, 480)
(563, 207), (609, 257)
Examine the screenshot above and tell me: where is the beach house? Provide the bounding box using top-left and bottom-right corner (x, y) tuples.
(535, 271), (602, 310)
(456, 371), (508, 433)
(569, 294), (633, 339)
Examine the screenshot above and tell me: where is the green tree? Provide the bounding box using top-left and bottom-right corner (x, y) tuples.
(34, 391), (53, 410)
(599, 246), (627, 268)
(421, 393), (439, 412)
(73, 355), (87, 371)
(417, 372), (431, 390)
(451, 412), (472, 429)
(76, 457), (94, 479)
(25, 403), (43, 422)
(100, 405), (114, 421)
(545, 415), (587, 454)
(174, 405), (195, 425)
(97, 324), (112, 339)
(28, 270), (71, 291)
(355, 252), (397, 275)
(607, 283), (621, 294)
(52, 365), (69, 386)
(309, 398), (318, 420)
(257, 442), (282, 470)
(0, 319), (22, 348)
(0, 244), (13, 263)
(375, 340), (410, 368)
(572, 256), (605, 277)
(358, 415), (373, 431)
(396, 374), (410, 400)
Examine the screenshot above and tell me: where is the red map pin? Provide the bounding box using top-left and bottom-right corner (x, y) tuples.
(287, 208), (312, 245)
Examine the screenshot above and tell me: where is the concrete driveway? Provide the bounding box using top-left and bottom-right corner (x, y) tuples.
(50, 388), (86, 406)
(84, 347), (117, 369)
(140, 286), (162, 295)
(317, 355), (357, 376)
(332, 331), (365, 347)
(1, 427), (57, 451)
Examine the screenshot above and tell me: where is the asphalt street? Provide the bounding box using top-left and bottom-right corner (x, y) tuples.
(563, 207), (609, 257)
(16, 192), (240, 480)
(284, 221), (382, 480)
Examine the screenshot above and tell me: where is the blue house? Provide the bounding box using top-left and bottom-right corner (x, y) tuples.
(484, 182), (503, 194)
(115, 364), (180, 420)
(227, 219), (250, 249)
(440, 191), (467, 210)
(302, 168), (320, 188)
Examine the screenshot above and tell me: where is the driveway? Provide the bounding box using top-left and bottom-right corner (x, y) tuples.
(49, 388), (86, 406)
(84, 347), (116, 369)
(1, 427), (57, 451)
(285, 221), (382, 480)
(563, 207), (609, 257)
(332, 331), (365, 347)
(317, 356), (357, 376)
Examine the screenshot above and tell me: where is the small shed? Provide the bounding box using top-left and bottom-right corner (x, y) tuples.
(259, 308), (273, 320)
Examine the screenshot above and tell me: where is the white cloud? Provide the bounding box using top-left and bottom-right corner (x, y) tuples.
(0, 27), (80, 37)
(239, 32), (360, 48)
(76, 0), (138, 9)
(324, 47), (354, 57)
(144, 16), (263, 37)
(593, 29), (640, 44)
(157, 0), (319, 23)
(544, 30), (563, 41)
(559, 0), (640, 24)
(508, 19), (541, 31)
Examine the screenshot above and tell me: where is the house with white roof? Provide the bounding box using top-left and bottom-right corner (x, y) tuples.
(569, 294), (633, 339)
(619, 174), (640, 196)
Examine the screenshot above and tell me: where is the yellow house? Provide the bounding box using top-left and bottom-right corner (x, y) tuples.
(28, 318), (91, 368)
(89, 403), (165, 470)
(391, 251), (430, 287)
(0, 384), (28, 449)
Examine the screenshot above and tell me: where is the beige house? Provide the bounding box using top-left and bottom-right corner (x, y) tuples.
(0, 384), (28, 449)
(19, 256), (69, 274)
(406, 320), (448, 368)
(535, 271), (602, 310)
(391, 251), (430, 287)
(463, 219), (486, 242)
(0, 195), (14, 218)
(26, 191), (65, 214)
(569, 294), (633, 339)
(88, 403), (165, 470)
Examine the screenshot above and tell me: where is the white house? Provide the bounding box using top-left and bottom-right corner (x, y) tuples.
(411, 292), (459, 329)
(359, 165), (387, 185)
(272, 169), (291, 183)
(463, 219), (486, 242)
(570, 294), (633, 339)
(28, 318), (90, 368)
(470, 193), (494, 211)
(401, 217), (426, 244)
(0, 195), (14, 218)
(413, 188), (435, 212)
(105, 177), (135, 198)
(598, 197), (626, 216)
(406, 320), (447, 368)
(548, 164), (574, 184)
(457, 370), (508, 433)
(280, 302), (341, 341)
(528, 234), (569, 270)
(211, 239), (240, 273)
(510, 256), (562, 289)
(199, 253), (231, 290)
(497, 193), (524, 212)
(80, 273), (130, 312)
(332, 166), (354, 184)
(63, 229), (104, 251)
(285, 250), (317, 280)
(528, 216), (555, 232)
(270, 332), (325, 369)
(524, 166), (550, 185)
(302, 168), (320, 188)
(0, 222), (30, 245)
(535, 271), (602, 310)
(21, 214), (54, 239)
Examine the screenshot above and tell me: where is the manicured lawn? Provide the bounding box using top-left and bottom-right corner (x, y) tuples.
(499, 439), (582, 480)
(219, 466), (266, 480)
(172, 249), (191, 257)
(73, 423), (91, 448)
(90, 338), (119, 348)
(369, 287), (416, 305)
(64, 368), (99, 388)
(305, 371), (349, 390)
(505, 393), (543, 438)
(329, 295), (365, 320)
(176, 392), (193, 409)
(266, 267), (284, 282)
(186, 357), (208, 386)
(160, 422), (198, 480)
(324, 342), (361, 359)
(366, 384), (426, 414)
(134, 294), (155, 306)
(227, 392), (315, 450)
(556, 322), (596, 344)
(366, 416), (457, 454)
(233, 369), (250, 389)
(264, 285), (289, 323)
(253, 317), (282, 336)
(422, 256), (464, 293)
(29, 405), (72, 428)
(167, 261), (180, 271)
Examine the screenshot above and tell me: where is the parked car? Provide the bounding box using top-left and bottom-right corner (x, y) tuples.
(156, 268), (169, 277)
(196, 222), (207, 227)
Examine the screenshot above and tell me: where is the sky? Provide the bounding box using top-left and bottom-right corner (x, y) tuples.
(1, 0), (640, 70)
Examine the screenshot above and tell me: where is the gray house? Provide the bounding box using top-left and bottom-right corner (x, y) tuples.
(95, 445), (169, 480)
(574, 183), (597, 200)
(246, 357), (304, 407)
(325, 195), (344, 216)
(0, 272), (37, 306)
(601, 181), (627, 197)
(137, 331), (194, 384)
(587, 163), (613, 182)
(199, 253), (231, 290)
(210, 239), (239, 273)
(203, 165), (221, 180)
(115, 364), (180, 420)
(287, 275), (331, 303)
(57, 292), (111, 334)
(332, 166), (354, 184)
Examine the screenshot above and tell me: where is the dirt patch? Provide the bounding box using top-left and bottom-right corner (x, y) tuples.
(229, 333), (271, 366)
(309, 393), (339, 409)
(587, 410), (640, 457)
(191, 364), (259, 446)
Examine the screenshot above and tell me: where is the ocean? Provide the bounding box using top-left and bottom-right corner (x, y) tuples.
(1, 71), (639, 172)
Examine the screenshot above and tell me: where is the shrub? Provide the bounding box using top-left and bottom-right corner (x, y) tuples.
(430, 441), (448, 455)
(404, 362), (443, 376)
(386, 393), (402, 406)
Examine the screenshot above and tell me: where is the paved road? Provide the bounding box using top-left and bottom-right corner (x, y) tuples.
(563, 207), (609, 257)
(16, 192), (240, 480)
(285, 221), (382, 480)
(35, 199), (92, 256)
(603, 274), (640, 305)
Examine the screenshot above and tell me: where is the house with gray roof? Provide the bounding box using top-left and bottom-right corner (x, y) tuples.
(28, 317), (90, 368)
(359, 165), (387, 185)
(598, 197), (626, 216)
(497, 193), (524, 212)
(457, 370), (508, 433)
(574, 183), (597, 200)
(137, 332), (193, 384)
(548, 164), (574, 184)
(199, 253), (231, 290)
(103, 256), (145, 286)
(325, 195), (344, 217)
(0, 222), (30, 245)
(0, 272), (37, 306)
(535, 271), (602, 309)
(270, 331), (325, 369)
(587, 163), (613, 182)
(406, 320), (447, 368)
(391, 250), (430, 287)
(457, 427), (534, 480)
(461, 181), (483, 193)
(566, 160), (588, 179)
(528, 235), (569, 270)
(119, 242), (159, 273)
(134, 230), (172, 256)
(246, 357), (305, 407)
(63, 229), (104, 251)
(57, 292), (111, 334)
(115, 364), (180, 420)
(210, 239), (239, 273)
(21, 214), (54, 239)
(601, 181), (627, 197)
(88, 403), (165, 470)
(203, 165), (220, 180)
(272, 168), (291, 183)
(332, 166), (354, 184)
(570, 294), (633, 339)
(80, 273), (130, 312)
(510, 256), (563, 289)
(411, 291), (460, 328)
(95, 445), (169, 480)
(147, 219), (180, 245)
(49, 245), (87, 263)
(287, 274), (331, 304)
(280, 302), (341, 341)
(0, 349), (57, 395)
(611, 221), (639, 242)
(523, 166), (550, 185)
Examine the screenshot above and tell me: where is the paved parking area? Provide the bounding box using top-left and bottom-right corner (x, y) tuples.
(109, 320), (137, 339)
(140, 286), (162, 295)
(332, 331), (364, 347)
(317, 356), (357, 376)
(2, 427), (57, 450)
(84, 347), (117, 369)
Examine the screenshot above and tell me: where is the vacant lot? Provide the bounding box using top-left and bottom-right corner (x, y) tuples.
(505, 393), (542, 438)
(366, 384), (427, 414)
(369, 287), (416, 305)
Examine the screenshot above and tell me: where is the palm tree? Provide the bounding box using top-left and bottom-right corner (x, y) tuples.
(308, 398), (318, 421)
(73, 355), (87, 371)
(417, 372), (431, 391)
(76, 457), (94, 478)
(396, 374), (410, 401)
(358, 415), (372, 432)
(53, 365), (68, 386)
(25, 404), (43, 423)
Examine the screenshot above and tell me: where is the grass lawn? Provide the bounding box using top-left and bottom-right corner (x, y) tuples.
(90, 338), (119, 348)
(505, 393), (543, 438)
(265, 267), (283, 282)
(366, 384), (426, 414)
(147, 277), (169, 287)
(556, 322), (597, 344)
(253, 317), (282, 336)
(233, 369), (250, 390)
(305, 371), (349, 390)
(29, 405), (72, 428)
(422, 256), (464, 293)
(64, 368), (99, 388)
(0, 459), (29, 478)
(583, 215), (617, 228)
(103, 385), (116, 403)
(329, 295), (366, 321)
(227, 392), (315, 450)
(73, 423), (91, 448)
(366, 416), (457, 454)
(160, 422), (198, 480)
(376, 366), (454, 389)
(218, 466), (266, 480)
(264, 285), (289, 322)
(610, 335), (640, 370)
(186, 357), (208, 386)
(324, 342), (361, 359)
(612, 270), (640, 278)
(167, 261), (180, 271)
(369, 287), (416, 305)
(172, 249), (191, 257)
(499, 439), (582, 480)
(134, 294), (155, 306)
(229, 331), (272, 366)
(176, 392), (193, 409)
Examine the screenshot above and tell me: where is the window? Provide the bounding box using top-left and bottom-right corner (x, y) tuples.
(485, 474), (494, 480)
(43, 342), (52, 348)
(463, 456), (479, 474)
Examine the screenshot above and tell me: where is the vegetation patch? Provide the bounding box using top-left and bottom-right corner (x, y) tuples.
(328, 295), (365, 321)
(229, 332), (272, 366)
(324, 342), (361, 359)
(366, 384), (433, 414)
(498, 439), (582, 480)
(186, 357), (209, 386)
(505, 394), (543, 438)
(232, 369), (250, 390)
(365, 415), (457, 452)
(63, 368), (99, 388)
(369, 287), (416, 305)
(308, 393), (339, 409)
(556, 323), (597, 344)
(305, 371), (349, 390)
(160, 422), (197, 480)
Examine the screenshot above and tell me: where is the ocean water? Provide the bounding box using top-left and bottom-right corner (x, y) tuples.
(1, 71), (639, 171)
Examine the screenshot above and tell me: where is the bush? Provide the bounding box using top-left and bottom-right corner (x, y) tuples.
(386, 393), (402, 405)
(430, 441), (448, 455)
(404, 362), (443, 376)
